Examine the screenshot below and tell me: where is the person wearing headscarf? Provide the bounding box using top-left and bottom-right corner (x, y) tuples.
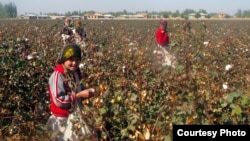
(47, 44), (97, 140)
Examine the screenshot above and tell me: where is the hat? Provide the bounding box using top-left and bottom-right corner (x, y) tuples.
(159, 19), (167, 26)
(58, 44), (81, 63)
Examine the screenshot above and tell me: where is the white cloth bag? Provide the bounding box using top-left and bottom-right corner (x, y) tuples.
(153, 45), (177, 68)
(47, 108), (93, 141)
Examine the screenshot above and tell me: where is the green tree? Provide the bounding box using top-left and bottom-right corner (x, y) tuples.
(0, 2), (7, 18)
(159, 11), (171, 18)
(199, 9), (207, 14)
(0, 2), (17, 18)
(235, 9), (242, 18)
(242, 10), (250, 18)
(181, 9), (196, 17)
(172, 10), (180, 18)
(4, 2), (17, 18)
(195, 12), (201, 19)
(181, 9), (196, 19)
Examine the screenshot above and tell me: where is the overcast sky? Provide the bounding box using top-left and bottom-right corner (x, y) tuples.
(1, 0), (249, 16)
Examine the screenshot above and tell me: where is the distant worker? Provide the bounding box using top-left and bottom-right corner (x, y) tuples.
(182, 19), (191, 32)
(60, 17), (74, 46)
(154, 19), (177, 68)
(155, 19), (170, 51)
(202, 20), (207, 31)
(73, 20), (87, 47)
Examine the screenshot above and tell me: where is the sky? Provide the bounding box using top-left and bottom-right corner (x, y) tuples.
(1, 0), (249, 16)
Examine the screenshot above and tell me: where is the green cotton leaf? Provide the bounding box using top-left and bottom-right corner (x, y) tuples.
(224, 90), (241, 103)
(130, 93), (137, 102)
(32, 61), (36, 66)
(127, 124), (135, 131)
(171, 115), (185, 124)
(99, 107), (108, 115)
(95, 117), (102, 123)
(231, 105), (242, 116)
(17, 60), (26, 68)
(221, 102), (228, 108)
(156, 121), (165, 127)
(8, 48), (13, 53)
(164, 135), (171, 141)
(120, 128), (128, 136)
(241, 95), (250, 106)
(143, 69), (151, 75)
(131, 118), (138, 125)
(226, 94), (234, 103)
(175, 65), (185, 73)
(205, 91), (210, 100)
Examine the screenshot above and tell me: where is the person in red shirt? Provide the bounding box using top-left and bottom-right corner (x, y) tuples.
(154, 19), (177, 68)
(155, 19), (170, 51)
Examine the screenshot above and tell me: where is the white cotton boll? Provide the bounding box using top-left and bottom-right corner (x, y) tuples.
(129, 42), (134, 46)
(27, 55), (33, 60)
(122, 65), (126, 73)
(100, 99), (103, 103)
(129, 47), (138, 51)
(44, 50), (46, 56)
(79, 63), (85, 69)
(72, 29), (76, 34)
(203, 41), (209, 45)
(61, 34), (70, 40)
(222, 83), (228, 90)
(225, 64), (233, 71)
(61, 34), (65, 39)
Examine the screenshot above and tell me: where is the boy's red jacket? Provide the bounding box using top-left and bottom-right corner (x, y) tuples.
(48, 64), (83, 117)
(155, 28), (169, 46)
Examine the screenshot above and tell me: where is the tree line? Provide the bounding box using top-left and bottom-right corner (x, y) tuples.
(1, 1), (250, 19)
(0, 2), (17, 18)
(28, 9), (250, 19)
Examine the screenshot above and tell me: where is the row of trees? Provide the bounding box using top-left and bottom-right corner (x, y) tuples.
(46, 9), (216, 18)
(0, 2), (17, 18)
(45, 8), (250, 19)
(235, 9), (250, 18)
(1, 2), (250, 19)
